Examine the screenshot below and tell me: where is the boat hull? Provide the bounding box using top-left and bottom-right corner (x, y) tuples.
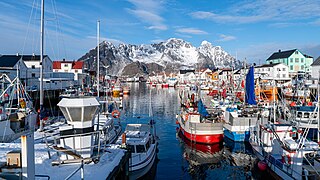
(129, 145), (157, 180)
(179, 125), (223, 144)
(223, 129), (250, 142)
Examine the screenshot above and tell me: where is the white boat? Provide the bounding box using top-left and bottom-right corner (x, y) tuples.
(167, 78), (178, 87)
(117, 124), (158, 179)
(249, 123), (320, 179)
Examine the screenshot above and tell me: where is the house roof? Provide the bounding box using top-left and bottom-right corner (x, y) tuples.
(0, 55), (22, 68)
(179, 69), (195, 74)
(72, 61), (83, 69)
(21, 55), (48, 61)
(311, 56), (320, 66)
(53, 61), (61, 69)
(266, 49), (296, 60)
(53, 60), (83, 69)
(255, 63), (281, 68)
(0, 55), (50, 68)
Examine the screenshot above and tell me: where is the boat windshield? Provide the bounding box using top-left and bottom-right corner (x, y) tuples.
(136, 145), (146, 153)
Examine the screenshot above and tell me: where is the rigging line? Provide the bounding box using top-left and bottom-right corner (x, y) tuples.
(51, 0), (60, 59)
(22, 0), (37, 55)
(32, 0), (41, 55)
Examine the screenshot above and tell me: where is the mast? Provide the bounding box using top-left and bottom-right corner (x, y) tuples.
(316, 70), (320, 142)
(39, 0), (45, 131)
(273, 67), (276, 123)
(97, 20), (100, 97)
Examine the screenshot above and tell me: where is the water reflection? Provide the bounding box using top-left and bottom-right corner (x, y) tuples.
(177, 131), (224, 179)
(120, 83), (259, 179)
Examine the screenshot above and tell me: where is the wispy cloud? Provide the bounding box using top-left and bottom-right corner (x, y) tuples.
(126, 0), (167, 31)
(217, 34), (236, 42)
(190, 0), (320, 24)
(150, 39), (164, 43)
(175, 27), (208, 35)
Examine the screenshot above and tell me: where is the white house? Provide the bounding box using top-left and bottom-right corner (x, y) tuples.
(254, 63), (290, 81)
(310, 56), (320, 79)
(178, 69), (196, 83)
(53, 60), (84, 81)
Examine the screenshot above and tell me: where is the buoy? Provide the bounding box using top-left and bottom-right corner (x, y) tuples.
(175, 120), (179, 124)
(258, 161), (267, 171)
(112, 110), (120, 118)
(121, 133), (126, 145)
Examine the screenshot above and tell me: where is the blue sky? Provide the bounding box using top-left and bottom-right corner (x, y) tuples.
(0, 0), (319, 63)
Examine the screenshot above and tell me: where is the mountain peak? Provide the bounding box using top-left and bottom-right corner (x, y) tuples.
(78, 38), (241, 75)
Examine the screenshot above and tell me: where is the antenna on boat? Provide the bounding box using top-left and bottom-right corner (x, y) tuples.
(39, 0), (45, 131)
(97, 20), (100, 97)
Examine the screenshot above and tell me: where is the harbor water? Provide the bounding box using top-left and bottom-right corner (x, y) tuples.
(120, 83), (267, 179)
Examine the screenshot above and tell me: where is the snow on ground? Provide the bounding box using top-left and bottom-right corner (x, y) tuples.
(0, 143), (126, 180)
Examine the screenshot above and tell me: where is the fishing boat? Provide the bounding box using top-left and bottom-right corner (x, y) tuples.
(249, 122), (320, 179)
(0, 74), (37, 143)
(223, 66), (260, 142)
(167, 78), (178, 87)
(177, 95), (224, 144)
(117, 124), (158, 179)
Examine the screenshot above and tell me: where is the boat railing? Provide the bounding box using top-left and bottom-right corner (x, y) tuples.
(43, 130), (105, 165)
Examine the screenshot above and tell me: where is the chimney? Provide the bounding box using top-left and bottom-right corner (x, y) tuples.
(278, 49), (281, 53)
(63, 58), (65, 62)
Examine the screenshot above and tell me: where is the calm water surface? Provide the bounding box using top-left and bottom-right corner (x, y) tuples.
(120, 83), (264, 180)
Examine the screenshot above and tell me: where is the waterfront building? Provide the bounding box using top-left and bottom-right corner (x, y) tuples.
(266, 49), (313, 77)
(0, 54), (74, 90)
(53, 59), (85, 84)
(310, 56), (320, 79)
(254, 63), (290, 81)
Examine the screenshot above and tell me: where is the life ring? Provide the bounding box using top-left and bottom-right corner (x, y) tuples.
(112, 110), (120, 118)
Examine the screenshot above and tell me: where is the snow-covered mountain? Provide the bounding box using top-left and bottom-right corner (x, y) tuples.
(78, 38), (240, 76)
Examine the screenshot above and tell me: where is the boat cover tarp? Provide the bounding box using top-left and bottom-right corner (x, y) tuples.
(197, 99), (209, 117)
(245, 66), (257, 105)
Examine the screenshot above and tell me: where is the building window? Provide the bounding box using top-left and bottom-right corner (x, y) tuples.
(32, 73), (35, 77)
(301, 65), (304, 70)
(290, 58), (293, 63)
(64, 70), (68, 72)
(290, 65), (293, 70)
(295, 51), (298, 54)
(75, 70), (78, 73)
(295, 58), (299, 63)
(282, 68), (285, 71)
(282, 74), (286, 78)
(301, 58), (304, 63)
(64, 64), (68, 67)
(277, 74), (280, 78)
(32, 65), (35, 69)
(55, 70), (58, 72)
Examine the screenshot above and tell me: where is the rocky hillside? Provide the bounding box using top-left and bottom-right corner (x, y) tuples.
(78, 38), (241, 76)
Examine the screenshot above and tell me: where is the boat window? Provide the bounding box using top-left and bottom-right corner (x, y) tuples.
(60, 107), (71, 121)
(145, 140), (150, 150)
(68, 107), (82, 121)
(83, 106), (98, 121)
(128, 145), (135, 153)
(297, 112), (302, 118)
(304, 113), (309, 118)
(136, 145), (146, 153)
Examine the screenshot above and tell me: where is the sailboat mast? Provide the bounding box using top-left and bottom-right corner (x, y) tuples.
(39, 0), (45, 130)
(317, 70), (320, 143)
(97, 20), (100, 97)
(273, 69), (276, 123)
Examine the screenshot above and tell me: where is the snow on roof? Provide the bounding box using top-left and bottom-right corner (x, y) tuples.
(0, 143), (126, 180)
